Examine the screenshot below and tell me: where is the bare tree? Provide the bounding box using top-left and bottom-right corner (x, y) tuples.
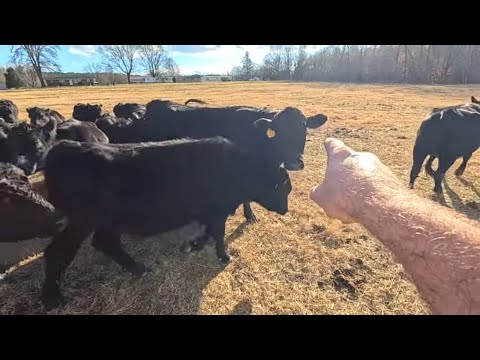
(84, 62), (103, 83)
(15, 64), (40, 88)
(0, 66), (5, 87)
(164, 57), (180, 76)
(139, 45), (169, 78)
(99, 45), (141, 84)
(11, 45), (60, 87)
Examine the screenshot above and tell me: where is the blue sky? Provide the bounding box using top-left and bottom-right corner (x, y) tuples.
(0, 45), (323, 75)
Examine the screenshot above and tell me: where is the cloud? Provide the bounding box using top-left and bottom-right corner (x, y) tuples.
(68, 45), (96, 57)
(167, 45), (221, 55)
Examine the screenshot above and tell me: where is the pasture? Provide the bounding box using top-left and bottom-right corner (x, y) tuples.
(1, 81), (479, 314)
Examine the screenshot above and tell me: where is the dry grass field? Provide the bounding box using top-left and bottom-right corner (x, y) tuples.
(1, 81), (480, 315)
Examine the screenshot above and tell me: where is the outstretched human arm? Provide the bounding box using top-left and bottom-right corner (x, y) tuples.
(310, 138), (480, 315)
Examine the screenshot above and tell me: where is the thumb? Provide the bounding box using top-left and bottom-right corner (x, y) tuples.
(324, 138), (356, 163)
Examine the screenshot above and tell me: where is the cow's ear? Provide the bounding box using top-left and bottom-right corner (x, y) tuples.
(472, 96), (479, 104)
(254, 118), (276, 138)
(306, 114), (328, 129)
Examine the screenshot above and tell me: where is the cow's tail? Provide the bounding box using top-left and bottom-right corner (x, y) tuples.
(409, 138), (429, 189)
(185, 99), (207, 106)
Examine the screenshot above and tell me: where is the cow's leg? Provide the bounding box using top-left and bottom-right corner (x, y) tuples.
(91, 228), (148, 277)
(455, 153), (472, 177)
(425, 155), (436, 177)
(433, 155), (457, 193)
(206, 215), (230, 263)
(42, 223), (91, 311)
(409, 144), (428, 189)
(243, 202), (257, 223)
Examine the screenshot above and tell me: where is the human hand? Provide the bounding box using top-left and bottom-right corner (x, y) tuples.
(309, 138), (402, 223)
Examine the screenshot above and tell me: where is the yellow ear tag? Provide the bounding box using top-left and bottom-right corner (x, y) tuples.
(266, 128), (276, 138)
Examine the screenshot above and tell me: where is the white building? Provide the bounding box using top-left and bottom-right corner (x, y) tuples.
(144, 76), (176, 83)
(200, 75), (232, 82)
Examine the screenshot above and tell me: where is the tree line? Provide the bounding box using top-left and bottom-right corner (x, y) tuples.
(232, 45), (480, 84)
(4, 45), (480, 88)
(2, 45), (179, 88)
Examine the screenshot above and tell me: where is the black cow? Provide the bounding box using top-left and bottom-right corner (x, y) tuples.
(145, 99), (327, 222)
(423, 96), (480, 178)
(0, 162), (63, 242)
(57, 119), (109, 144)
(41, 137), (292, 309)
(113, 103), (146, 120)
(409, 100), (480, 193)
(0, 119), (57, 175)
(95, 114), (147, 143)
(27, 107), (65, 127)
(0, 99), (19, 124)
(72, 103), (103, 122)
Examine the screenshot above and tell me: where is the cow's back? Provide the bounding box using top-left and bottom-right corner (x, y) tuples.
(418, 109), (480, 155)
(147, 101), (270, 151)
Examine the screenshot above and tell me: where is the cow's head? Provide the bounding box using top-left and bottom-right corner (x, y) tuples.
(254, 107), (328, 170)
(73, 103), (103, 122)
(255, 164), (292, 215)
(5, 119), (57, 175)
(113, 103), (146, 121)
(27, 106), (53, 127)
(0, 99), (19, 124)
(0, 165), (62, 241)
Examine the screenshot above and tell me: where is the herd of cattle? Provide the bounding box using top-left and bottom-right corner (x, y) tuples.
(0, 92), (479, 312)
(0, 97), (327, 310)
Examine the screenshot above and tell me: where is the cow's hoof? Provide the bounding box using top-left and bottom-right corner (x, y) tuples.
(408, 183), (414, 189)
(126, 262), (149, 278)
(218, 253), (232, 264)
(190, 239), (207, 251)
(181, 242), (192, 253)
(42, 288), (64, 311)
(246, 215), (257, 224)
(433, 187), (443, 194)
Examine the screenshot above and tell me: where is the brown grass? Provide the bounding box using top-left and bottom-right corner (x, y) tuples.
(1, 81), (480, 314)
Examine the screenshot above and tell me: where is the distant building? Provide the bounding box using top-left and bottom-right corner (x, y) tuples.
(129, 76), (146, 84)
(179, 75), (202, 83)
(144, 75), (176, 83)
(45, 76), (98, 87)
(200, 75), (233, 82)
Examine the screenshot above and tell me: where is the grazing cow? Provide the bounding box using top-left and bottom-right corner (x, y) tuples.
(409, 100), (480, 193)
(27, 107), (65, 127)
(145, 99), (328, 222)
(72, 103), (103, 122)
(56, 119), (109, 144)
(113, 103), (146, 120)
(95, 114), (147, 143)
(0, 119), (57, 175)
(41, 137), (292, 309)
(0, 163), (63, 242)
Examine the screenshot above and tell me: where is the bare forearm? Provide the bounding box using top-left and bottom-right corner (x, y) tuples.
(353, 189), (480, 314)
